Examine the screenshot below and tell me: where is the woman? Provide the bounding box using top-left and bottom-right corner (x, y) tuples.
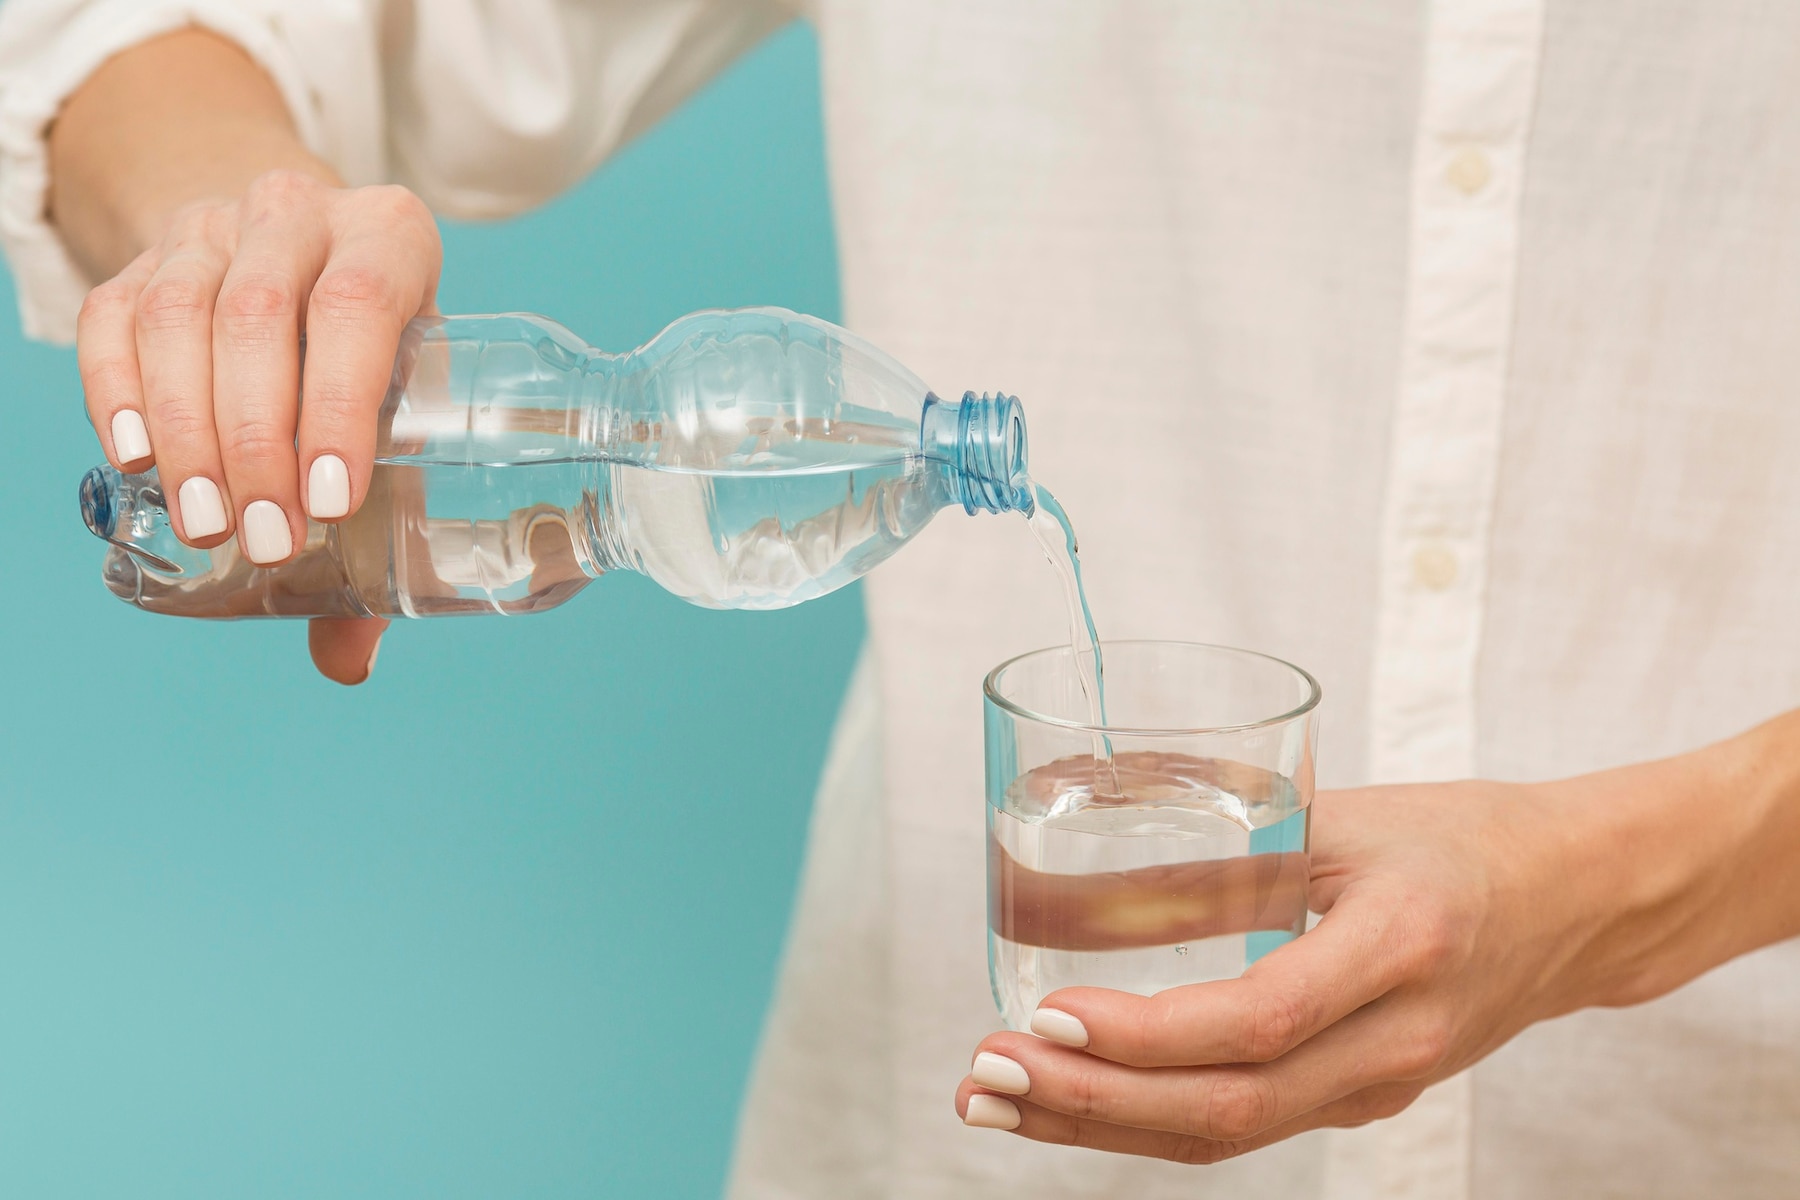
(6, 2), (1800, 1196)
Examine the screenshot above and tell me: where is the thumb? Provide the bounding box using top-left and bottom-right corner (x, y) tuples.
(309, 616), (388, 685)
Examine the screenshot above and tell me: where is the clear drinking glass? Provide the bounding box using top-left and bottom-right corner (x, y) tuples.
(984, 640), (1321, 1030)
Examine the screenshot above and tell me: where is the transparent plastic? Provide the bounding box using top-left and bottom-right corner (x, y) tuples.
(79, 308), (1030, 618)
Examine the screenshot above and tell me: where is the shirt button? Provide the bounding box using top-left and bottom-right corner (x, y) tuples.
(1445, 147), (1491, 196)
(1412, 542), (1460, 591)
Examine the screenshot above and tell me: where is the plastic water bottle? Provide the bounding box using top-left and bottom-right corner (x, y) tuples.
(79, 307), (1030, 618)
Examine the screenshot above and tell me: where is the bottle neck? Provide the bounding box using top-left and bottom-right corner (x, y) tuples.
(577, 352), (623, 458)
(920, 391), (1033, 514)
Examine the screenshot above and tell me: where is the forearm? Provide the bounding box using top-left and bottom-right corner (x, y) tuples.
(1568, 708), (1800, 1011)
(46, 27), (338, 281)
(1692, 711), (1800, 964)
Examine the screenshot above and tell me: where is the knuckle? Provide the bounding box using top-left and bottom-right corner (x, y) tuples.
(220, 424), (293, 467)
(148, 404), (213, 447)
(300, 377), (377, 424)
(1202, 1072), (1277, 1142)
(78, 280), (135, 325)
(166, 201), (232, 247)
(216, 278), (300, 342)
(1402, 904), (1468, 977)
(136, 277), (212, 329)
(363, 183), (433, 228)
(1059, 1066), (1107, 1121)
(310, 266), (398, 322)
(1243, 991), (1308, 1062)
(1128, 991), (1180, 1062)
(1393, 1013), (1455, 1079)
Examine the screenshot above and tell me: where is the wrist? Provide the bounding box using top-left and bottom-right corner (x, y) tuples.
(47, 28), (339, 278)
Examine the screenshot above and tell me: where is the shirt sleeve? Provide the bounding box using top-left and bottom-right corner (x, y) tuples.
(0, 0), (791, 345)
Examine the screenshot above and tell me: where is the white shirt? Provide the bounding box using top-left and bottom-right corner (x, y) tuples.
(8, 3), (1800, 1197)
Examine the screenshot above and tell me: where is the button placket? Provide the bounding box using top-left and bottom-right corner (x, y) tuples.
(1324, 4), (1549, 1200)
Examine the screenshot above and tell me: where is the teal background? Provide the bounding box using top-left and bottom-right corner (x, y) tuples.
(0, 24), (861, 1199)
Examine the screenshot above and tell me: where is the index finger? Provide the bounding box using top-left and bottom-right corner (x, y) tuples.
(1034, 885), (1420, 1068)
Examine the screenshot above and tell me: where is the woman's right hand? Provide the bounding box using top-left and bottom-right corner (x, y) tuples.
(75, 168), (442, 683)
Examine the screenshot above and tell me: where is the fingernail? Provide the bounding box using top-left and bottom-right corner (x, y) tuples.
(241, 499), (293, 563)
(178, 476), (228, 539)
(972, 1052), (1030, 1095)
(308, 453), (350, 519)
(963, 1094), (1022, 1131)
(1030, 1008), (1090, 1048)
(111, 410), (151, 463)
(361, 636), (381, 682)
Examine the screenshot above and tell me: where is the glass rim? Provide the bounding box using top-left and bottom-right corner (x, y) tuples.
(982, 639), (1322, 737)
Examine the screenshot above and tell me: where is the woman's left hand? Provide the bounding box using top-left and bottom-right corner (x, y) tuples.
(954, 721), (1800, 1163)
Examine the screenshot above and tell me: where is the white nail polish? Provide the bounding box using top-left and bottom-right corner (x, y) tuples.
(178, 476), (228, 539)
(964, 1094), (1022, 1131)
(1030, 1008), (1090, 1048)
(111, 409), (151, 463)
(241, 499), (293, 564)
(972, 1052), (1031, 1096)
(308, 453), (350, 519)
